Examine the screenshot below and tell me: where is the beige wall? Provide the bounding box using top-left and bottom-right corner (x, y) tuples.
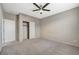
(0, 4), (3, 51)
(3, 12), (16, 20)
(17, 14), (40, 42)
(40, 7), (79, 47)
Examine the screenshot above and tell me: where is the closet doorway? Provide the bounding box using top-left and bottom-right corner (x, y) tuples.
(23, 21), (29, 40)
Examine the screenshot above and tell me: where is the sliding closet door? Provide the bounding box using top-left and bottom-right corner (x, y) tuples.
(29, 22), (35, 39)
(23, 22), (28, 40)
(4, 19), (15, 43)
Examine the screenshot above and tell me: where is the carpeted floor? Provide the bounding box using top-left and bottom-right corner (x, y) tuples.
(1, 39), (79, 55)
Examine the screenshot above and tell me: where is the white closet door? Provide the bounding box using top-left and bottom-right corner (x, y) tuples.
(23, 23), (27, 40)
(29, 22), (35, 39)
(4, 19), (15, 43)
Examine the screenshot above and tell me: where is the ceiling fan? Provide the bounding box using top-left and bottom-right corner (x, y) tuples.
(33, 3), (50, 14)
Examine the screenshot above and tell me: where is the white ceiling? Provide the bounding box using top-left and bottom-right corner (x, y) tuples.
(2, 3), (79, 19)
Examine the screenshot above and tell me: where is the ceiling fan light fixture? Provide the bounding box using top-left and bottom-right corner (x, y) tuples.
(33, 3), (50, 14)
(40, 12), (42, 14)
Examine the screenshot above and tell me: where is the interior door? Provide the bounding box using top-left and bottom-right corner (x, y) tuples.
(23, 22), (28, 40)
(4, 19), (15, 43)
(29, 22), (35, 39)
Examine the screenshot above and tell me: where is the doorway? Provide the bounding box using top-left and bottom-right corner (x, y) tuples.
(23, 21), (29, 40)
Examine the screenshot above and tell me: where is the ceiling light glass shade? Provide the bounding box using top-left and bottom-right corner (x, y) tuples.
(39, 10), (43, 14)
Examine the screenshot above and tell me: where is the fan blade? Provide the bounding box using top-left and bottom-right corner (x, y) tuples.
(43, 9), (50, 11)
(33, 9), (40, 11)
(42, 3), (50, 9)
(33, 3), (41, 9)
